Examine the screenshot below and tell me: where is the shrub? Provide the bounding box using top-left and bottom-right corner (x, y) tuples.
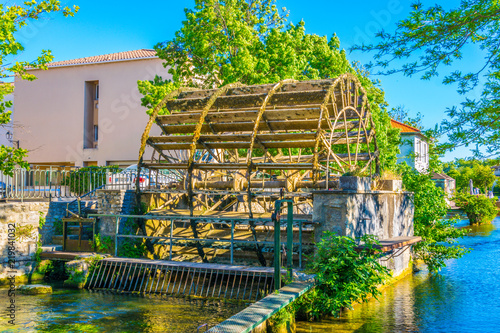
(63, 166), (120, 196)
(92, 233), (114, 253)
(454, 192), (497, 225)
(397, 163), (469, 272)
(118, 239), (147, 258)
(295, 232), (390, 320)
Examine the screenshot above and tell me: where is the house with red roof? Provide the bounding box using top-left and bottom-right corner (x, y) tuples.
(391, 119), (458, 203)
(13, 49), (170, 168)
(391, 119), (429, 172)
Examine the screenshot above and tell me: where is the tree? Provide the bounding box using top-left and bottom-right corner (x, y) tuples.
(446, 159), (497, 193)
(388, 105), (424, 131)
(139, 0), (400, 171)
(0, 1), (78, 175)
(352, 0), (500, 158)
(397, 163), (469, 272)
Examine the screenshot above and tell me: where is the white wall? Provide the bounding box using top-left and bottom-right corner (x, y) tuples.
(397, 133), (429, 173)
(14, 58), (171, 166)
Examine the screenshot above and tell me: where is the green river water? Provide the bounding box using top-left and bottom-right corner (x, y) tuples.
(2, 217), (499, 332)
(297, 217), (500, 333)
(0, 287), (246, 332)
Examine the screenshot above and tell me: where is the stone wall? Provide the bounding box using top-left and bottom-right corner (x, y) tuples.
(96, 189), (136, 236)
(312, 183), (415, 278)
(40, 201), (68, 244)
(0, 202), (46, 283)
(313, 190), (414, 241)
(0, 201), (70, 282)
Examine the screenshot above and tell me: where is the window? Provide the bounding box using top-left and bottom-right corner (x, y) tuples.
(415, 138), (421, 162)
(423, 141), (428, 164)
(414, 138), (429, 165)
(84, 81), (99, 149)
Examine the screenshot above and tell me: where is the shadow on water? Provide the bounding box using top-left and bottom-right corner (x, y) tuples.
(0, 285), (247, 333)
(297, 217), (500, 333)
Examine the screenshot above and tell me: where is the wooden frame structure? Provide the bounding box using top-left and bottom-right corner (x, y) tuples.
(137, 74), (379, 218)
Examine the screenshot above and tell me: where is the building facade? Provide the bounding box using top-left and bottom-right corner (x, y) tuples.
(13, 49), (170, 168)
(493, 166), (500, 177)
(431, 172), (456, 206)
(391, 119), (429, 173)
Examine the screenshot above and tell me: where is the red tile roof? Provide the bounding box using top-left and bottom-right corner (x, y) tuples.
(431, 172), (455, 180)
(390, 119), (421, 133)
(45, 49), (157, 68)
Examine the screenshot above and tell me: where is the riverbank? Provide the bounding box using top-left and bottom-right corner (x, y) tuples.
(297, 217), (500, 332)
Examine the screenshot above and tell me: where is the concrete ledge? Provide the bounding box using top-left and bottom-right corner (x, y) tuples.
(40, 251), (100, 261)
(356, 236), (422, 253)
(207, 281), (314, 333)
(41, 245), (63, 252)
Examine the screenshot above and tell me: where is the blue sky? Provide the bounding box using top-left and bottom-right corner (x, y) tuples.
(7, 0), (487, 161)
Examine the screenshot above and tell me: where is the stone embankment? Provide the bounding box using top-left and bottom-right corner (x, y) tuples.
(0, 201), (67, 284)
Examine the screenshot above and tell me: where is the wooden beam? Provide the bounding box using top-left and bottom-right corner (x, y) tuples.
(156, 119), (361, 135)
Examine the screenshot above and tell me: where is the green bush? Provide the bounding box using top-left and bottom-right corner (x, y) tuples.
(397, 163), (469, 272)
(92, 233), (114, 253)
(118, 239), (147, 258)
(454, 192), (497, 225)
(295, 233), (390, 320)
(63, 166), (120, 196)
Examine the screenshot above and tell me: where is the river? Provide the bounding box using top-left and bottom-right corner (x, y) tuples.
(297, 217), (500, 333)
(2, 218), (499, 332)
(0, 287), (246, 332)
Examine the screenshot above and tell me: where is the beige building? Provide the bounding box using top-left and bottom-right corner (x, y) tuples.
(13, 49), (170, 167)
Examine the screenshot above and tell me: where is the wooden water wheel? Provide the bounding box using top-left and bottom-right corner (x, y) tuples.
(138, 74), (379, 216)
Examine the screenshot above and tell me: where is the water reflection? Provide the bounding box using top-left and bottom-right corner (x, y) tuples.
(462, 222), (496, 237)
(0, 287), (246, 332)
(297, 217), (500, 333)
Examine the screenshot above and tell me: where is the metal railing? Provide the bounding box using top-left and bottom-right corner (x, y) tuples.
(0, 166), (180, 200)
(87, 213), (309, 270)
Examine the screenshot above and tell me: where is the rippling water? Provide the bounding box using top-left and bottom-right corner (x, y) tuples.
(0, 287), (246, 332)
(297, 217), (500, 333)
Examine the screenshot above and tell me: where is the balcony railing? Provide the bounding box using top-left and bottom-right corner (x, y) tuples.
(0, 166), (181, 200)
